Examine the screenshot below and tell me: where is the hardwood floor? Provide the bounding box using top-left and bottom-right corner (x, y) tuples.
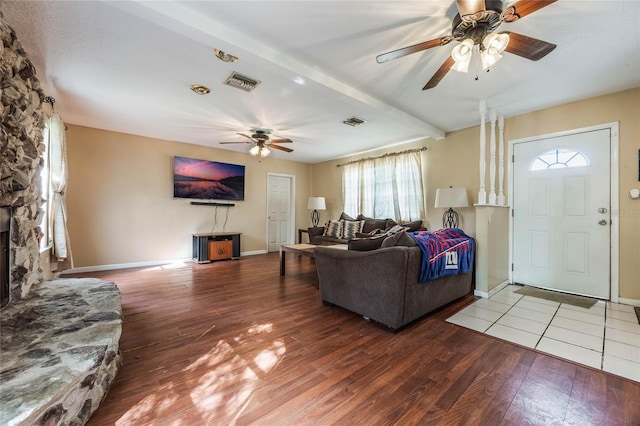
(67, 253), (640, 425)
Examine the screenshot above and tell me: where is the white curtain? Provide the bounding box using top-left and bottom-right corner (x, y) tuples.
(46, 112), (73, 271)
(342, 150), (425, 222)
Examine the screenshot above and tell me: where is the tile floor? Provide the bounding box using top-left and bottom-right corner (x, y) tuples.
(447, 284), (640, 383)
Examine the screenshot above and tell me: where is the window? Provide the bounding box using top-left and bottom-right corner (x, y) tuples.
(530, 148), (589, 171)
(342, 150), (425, 222)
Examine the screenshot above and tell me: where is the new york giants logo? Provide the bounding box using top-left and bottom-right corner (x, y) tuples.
(445, 251), (458, 270)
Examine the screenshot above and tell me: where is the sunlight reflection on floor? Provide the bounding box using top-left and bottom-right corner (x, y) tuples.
(116, 322), (286, 424)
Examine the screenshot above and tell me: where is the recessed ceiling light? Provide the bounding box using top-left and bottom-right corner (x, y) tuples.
(190, 84), (211, 95)
(214, 48), (239, 63)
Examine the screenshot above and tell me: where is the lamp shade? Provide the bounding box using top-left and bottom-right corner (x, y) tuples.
(434, 187), (469, 208)
(307, 196), (326, 210)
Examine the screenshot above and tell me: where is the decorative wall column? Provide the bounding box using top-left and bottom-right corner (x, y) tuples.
(497, 114), (506, 206)
(478, 100), (487, 205)
(488, 109), (497, 205)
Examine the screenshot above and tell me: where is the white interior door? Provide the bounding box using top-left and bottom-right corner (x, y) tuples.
(267, 174), (293, 252)
(513, 129), (611, 299)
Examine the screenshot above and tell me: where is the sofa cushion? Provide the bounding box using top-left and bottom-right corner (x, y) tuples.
(341, 220), (365, 240)
(323, 220), (343, 238)
(348, 236), (386, 251)
(381, 230), (417, 248)
(357, 214), (388, 234)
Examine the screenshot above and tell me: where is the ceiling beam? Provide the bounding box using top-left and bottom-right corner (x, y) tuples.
(113, 1), (445, 140)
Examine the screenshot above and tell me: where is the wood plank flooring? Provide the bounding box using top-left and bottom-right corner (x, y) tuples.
(65, 253), (640, 425)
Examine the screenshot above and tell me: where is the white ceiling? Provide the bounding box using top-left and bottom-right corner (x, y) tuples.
(3, 1), (639, 163)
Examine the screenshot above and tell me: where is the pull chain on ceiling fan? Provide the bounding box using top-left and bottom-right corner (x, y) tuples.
(376, 0), (558, 90)
(219, 129), (293, 157)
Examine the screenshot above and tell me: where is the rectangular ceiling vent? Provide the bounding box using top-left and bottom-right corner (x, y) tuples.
(223, 72), (261, 92)
(342, 116), (366, 127)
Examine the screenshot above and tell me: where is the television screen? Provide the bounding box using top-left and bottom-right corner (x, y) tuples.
(173, 156), (245, 201)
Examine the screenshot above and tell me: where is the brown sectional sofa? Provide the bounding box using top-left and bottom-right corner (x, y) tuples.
(315, 244), (473, 332)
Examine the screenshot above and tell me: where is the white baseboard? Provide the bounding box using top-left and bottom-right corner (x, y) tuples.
(62, 258), (193, 274)
(618, 297), (640, 307)
(474, 280), (511, 299)
(62, 250), (271, 274)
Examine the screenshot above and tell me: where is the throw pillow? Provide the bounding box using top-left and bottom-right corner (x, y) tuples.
(380, 230), (417, 248)
(323, 220), (343, 238)
(341, 220), (365, 240)
(400, 220), (423, 232)
(348, 237), (386, 251)
(340, 212), (356, 221)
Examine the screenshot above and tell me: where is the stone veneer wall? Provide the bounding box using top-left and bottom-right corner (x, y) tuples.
(0, 12), (46, 302)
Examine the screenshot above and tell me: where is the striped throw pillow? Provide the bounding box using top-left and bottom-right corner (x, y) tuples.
(341, 220), (365, 240)
(323, 220), (343, 238)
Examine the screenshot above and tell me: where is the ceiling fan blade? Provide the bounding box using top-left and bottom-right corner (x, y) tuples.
(422, 56), (455, 90)
(237, 132), (258, 142)
(377, 36), (452, 64)
(456, 0), (486, 17)
(269, 138), (292, 144)
(219, 141), (252, 144)
(503, 32), (557, 61)
(269, 144), (293, 153)
(501, 0), (557, 22)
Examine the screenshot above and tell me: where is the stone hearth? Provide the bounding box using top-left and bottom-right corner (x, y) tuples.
(0, 278), (122, 425)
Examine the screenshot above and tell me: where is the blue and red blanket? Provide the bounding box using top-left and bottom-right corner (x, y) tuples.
(409, 228), (474, 283)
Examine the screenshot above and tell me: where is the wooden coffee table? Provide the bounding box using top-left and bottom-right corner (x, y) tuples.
(279, 243), (347, 276)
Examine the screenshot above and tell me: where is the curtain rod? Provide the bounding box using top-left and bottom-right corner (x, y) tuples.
(336, 146), (427, 167)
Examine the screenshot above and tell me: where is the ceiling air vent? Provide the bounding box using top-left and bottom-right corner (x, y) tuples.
(342, 116), (366, 127)
(223, 72), (261, 92)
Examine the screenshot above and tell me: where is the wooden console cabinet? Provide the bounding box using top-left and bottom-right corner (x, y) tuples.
(192, 232), (241, 263)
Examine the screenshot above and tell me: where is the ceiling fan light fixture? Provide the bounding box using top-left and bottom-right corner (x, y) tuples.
(451, 39), (474, 72)
(249, 145), (271, 157)
(259, 147), (270, 157)
(483, 32), (510, 53)
(480, 48), (503, 69)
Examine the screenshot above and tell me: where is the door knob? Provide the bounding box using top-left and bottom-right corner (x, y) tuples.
(598, 219), (608, 225)
(598, 208), (608, 214)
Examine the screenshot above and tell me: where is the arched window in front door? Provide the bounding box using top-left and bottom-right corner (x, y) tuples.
(529, 148), (589, 171)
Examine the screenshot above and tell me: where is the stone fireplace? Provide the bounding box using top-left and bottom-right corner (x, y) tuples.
(1, 13), (122, 425)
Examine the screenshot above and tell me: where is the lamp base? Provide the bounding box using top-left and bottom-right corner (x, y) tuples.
(311, 210), (320, 227)
(442, 208), (459, 228)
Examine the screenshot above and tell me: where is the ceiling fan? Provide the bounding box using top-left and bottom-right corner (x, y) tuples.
(377, 0), (558, 90)
(219, 129), (293, 157)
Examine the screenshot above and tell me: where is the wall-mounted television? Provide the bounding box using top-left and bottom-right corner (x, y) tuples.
(173, 156), (245, 201)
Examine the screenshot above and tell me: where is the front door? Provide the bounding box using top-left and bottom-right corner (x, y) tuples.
(512, 128), (611, 299)
(267, 174), (293, 252)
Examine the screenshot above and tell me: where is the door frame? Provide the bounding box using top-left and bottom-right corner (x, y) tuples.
(508, 122), (619, 302)
(266, 173), (296, 251)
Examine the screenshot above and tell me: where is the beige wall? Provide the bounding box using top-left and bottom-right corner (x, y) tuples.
(66, 125), (311, 267)
(311, 88), (640, 300)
